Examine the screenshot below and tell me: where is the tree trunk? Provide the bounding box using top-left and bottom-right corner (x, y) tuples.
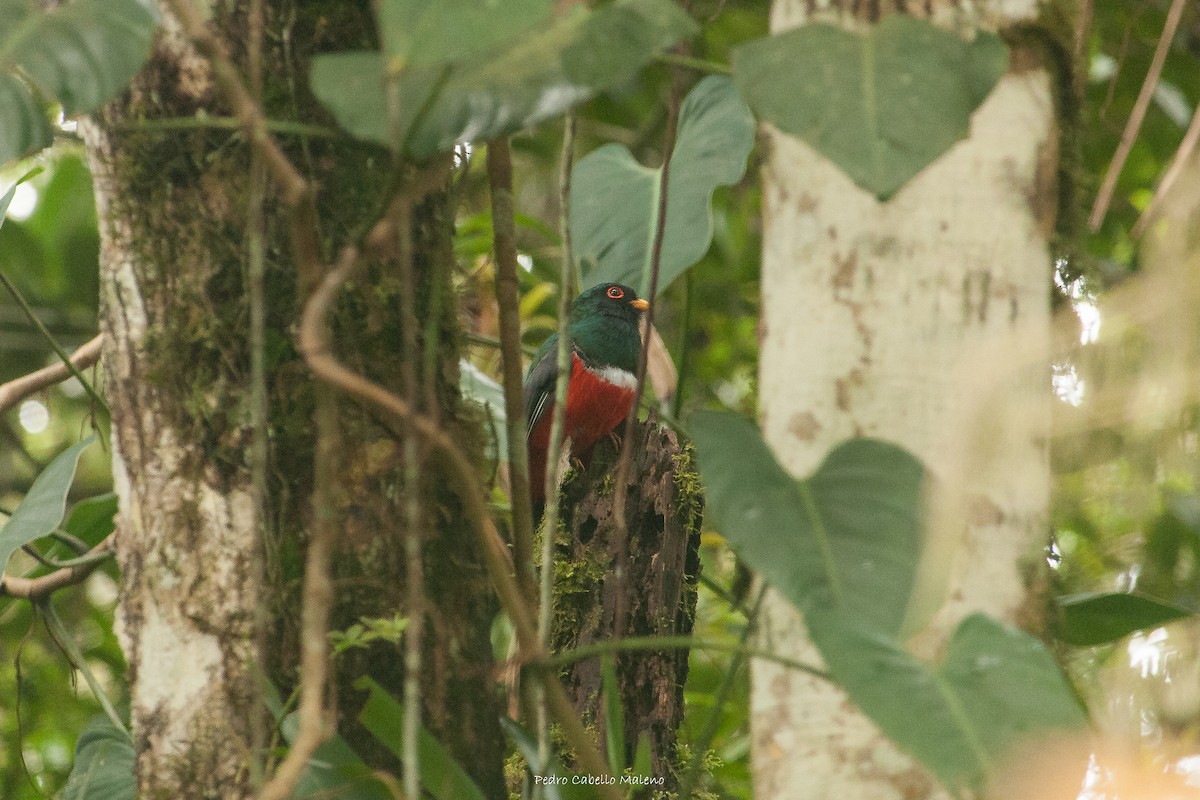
(552, 418), (703, 791)
(753, 2), (1060, 797)
(83, 3), (503, 797)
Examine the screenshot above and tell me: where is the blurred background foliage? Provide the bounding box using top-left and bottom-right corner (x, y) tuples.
(4, 0), (1200, 797)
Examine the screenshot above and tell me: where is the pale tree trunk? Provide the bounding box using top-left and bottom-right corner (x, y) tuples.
(83, 4), (504, 798)
(753, 1), (1060, 797)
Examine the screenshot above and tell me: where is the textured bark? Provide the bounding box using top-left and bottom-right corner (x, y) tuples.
(753, 1), (1061, 798)
(83, 2), (504, 797)
(552, 419), (703, 792)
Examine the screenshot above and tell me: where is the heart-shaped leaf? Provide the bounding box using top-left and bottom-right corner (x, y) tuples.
(63, 715), (135, 800)
(689, 411), (925, 635)
(377, 0), (550, 67)
(731, 15), (1007, 199)
(1057, 591), (1194, 646)
(808, 610), (1087, 793)
(570, 75), (754, 296)
(0, 0), (159, 166)
(0, 435), (96, 575)
(311, 0), (696, 157)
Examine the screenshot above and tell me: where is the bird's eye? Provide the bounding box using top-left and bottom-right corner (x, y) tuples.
(606, 286), (624, 300)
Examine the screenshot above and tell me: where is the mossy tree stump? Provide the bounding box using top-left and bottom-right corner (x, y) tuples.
(552, 417), (703, 791)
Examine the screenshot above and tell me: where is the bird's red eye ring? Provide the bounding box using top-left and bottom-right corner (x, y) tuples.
(606, 285), (624, 300)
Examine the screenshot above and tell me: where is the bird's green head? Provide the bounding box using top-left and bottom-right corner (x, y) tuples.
(568, 283), (649, 371)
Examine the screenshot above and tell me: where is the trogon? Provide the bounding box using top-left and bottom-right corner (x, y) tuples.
(523, 282), (649, 512)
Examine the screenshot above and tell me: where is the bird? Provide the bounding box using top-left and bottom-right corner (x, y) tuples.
(523, 282), (649, 513)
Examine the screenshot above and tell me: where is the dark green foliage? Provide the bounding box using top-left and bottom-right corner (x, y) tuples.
(732, 15), (1007, 199)
(61, 716), (134, 800)
(0, 0), (159, 165)
(691, 411), (925, 635)
(310, 0), (696, 156)
(570, 76), (754, 296)
(1057, 591), (1194, 646)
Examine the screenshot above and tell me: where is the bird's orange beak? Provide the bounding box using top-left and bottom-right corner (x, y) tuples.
(631, 298), (650, 312)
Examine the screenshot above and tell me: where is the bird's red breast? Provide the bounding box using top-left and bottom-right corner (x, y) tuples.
(528, 353), (636, 505)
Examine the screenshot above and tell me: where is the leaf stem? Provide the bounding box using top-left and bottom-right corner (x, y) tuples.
(0, 272), (109, 416)
(654, 52), (732, 75)
(37, 597), (128, 737)
(112, 115), (341, 139)
(537, 112), (579, 786)
(546, 631), (830, 682)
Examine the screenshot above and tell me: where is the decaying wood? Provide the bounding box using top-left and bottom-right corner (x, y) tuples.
(552, 417), (703, 790)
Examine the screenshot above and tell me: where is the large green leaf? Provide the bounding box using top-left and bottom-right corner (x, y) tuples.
(310, 0), (696, 157)
(357, 677), (487, 800)
(570, 75), (754, 296)
(0, 435), (96, 575)
(62, 715), (135, 800)
(689, 411), (925, 635)
(377, 0), (549, 67)
(0, 73), (51, 165)
(1057, 591), (1194, 646)
(0, 0), (159, 166)
(278, 712), (393, 800)
(808, 610), (1087, 794)
(731, 15), (1006, 199)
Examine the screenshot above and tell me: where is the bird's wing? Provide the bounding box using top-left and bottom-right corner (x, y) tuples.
(523, 334), (560, 434)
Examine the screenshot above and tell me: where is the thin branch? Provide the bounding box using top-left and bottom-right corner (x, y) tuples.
(113, 115), (340, 139)
(394, 195), (426, 800)
(0, 334), (102, 415)
(654, 52), (731, 75)
(1133, 99), (1200, 238)
(538, 114), (578, 776)
(246, 0), (272, 788)
(0, 272), (108, 416)
(0, 535), (113, 601)
(297, 242), (623, 800)
(1087, 0), (1187, 232)
(486, 138), (537, 607)
(611, 63), (686, 636)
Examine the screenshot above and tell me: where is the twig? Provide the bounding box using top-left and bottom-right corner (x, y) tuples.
(0, 274), (108, 416)
(297, 244), (623, 800)
(486, 138), (537, 606)
(544, 630), (829, 682)
(654, 52), (732, 75)
(1133, 99), (1200, 238)
(611, 62), (686, 636)
(537, 114), (578, 776)
(258, 343), (340, 800)
(112, 115), (340, 139)
(0, 535), (114, 600)
(0, 334), (101, 414)
(1087, 0), (1187, 232)
(246, 0), (271, 788)
(394, 195), (427, 800)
